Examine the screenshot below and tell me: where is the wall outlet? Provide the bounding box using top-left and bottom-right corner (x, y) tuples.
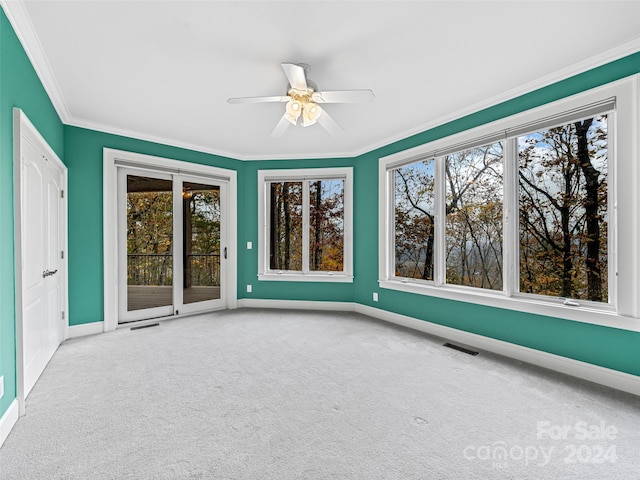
(247, 241), (252, 249)
(0, 375), (4, 399)
(373, 292), (378, 302)
(247, 285), (252, 293)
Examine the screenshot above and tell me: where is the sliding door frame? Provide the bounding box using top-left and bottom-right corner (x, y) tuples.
(177, 174), (228, 316)
(117, 168), (176, 323)
(104, 148), (237, 332)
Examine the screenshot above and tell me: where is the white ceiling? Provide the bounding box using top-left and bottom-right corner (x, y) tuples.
(4, 0), (640, 160)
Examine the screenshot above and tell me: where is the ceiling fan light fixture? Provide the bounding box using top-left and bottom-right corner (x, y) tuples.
(302, 102), (322, 127)
(285, 99), (302, 125)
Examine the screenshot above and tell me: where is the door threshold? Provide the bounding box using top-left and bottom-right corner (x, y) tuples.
(116, 307), (227, 330)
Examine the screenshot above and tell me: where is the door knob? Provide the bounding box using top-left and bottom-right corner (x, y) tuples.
(42, 269), (58, 278)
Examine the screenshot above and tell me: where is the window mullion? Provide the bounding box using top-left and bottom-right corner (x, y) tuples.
(434, 156), (446, 286)
(608, 112), (617, 311)
(503, 138), (518, 297)
(302, 180), (310, 273)
(387, 170), (396, 281)
(264, 181), (271, 273)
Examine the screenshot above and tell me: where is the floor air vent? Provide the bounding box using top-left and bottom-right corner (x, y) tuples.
(443, 342), (479, 356)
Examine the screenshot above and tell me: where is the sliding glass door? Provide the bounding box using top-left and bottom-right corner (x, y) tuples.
(181, 179), (222, 309)
(118, 169), (226, 323)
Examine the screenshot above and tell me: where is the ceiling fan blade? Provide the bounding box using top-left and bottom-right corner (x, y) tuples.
(316, 107), (344, 137)
(227, 95), (290, 104)
(311, 90), (375, 104)
(271, 113), (291, 138)
(281, 63), (308, 91)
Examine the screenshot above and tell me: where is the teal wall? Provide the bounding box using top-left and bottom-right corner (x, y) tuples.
(0, 7), (64, 419)
(64, 126), (242, 325)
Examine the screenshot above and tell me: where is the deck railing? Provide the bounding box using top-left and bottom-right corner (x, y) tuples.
(128, 253), (220, 286)
(185, 253), (221, 287)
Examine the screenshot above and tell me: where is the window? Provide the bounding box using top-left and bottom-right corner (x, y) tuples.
(445, 142), (504, 290)
(518, 116), (608, 303)
(389, 123), (607, 302)
(379, 77), (639, 329)
(258, 168), (353, 282)
(394, 159), (435, 280)
(309, 179), (345, 272)
(269, 181), (303, 271)
(392, 142), (504, 291)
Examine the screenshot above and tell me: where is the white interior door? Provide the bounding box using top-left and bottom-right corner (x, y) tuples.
(20, 135), (66, 398)
(117, 168), (227, 323)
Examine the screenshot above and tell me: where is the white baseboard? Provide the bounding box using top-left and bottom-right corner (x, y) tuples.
(237, 298), (356, 311)
(0, 400), (19, 448)
(236, 298), (639, 396)
(354, 304), (640, 397)
(67, 321), (104, 339)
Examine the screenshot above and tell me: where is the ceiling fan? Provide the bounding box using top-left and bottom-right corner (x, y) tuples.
(227, 63), (375, 137)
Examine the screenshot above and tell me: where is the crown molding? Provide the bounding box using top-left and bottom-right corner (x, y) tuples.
(63, 116), (243, 162)
(63, 115), (361, 162)
(1, 0), (71, 122)
(359, 36), (640, 159)
(3, 0), (639, 161)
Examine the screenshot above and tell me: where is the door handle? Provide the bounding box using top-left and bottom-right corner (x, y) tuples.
(42, 269), (58, 278)
(223, 247), (227, 259)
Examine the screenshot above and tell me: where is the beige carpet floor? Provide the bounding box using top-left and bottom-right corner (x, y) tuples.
(1, 308), (639, 479)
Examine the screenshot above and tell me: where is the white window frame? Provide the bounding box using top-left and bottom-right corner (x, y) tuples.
(258, 167), (353, 282)
(379, 75), (640, 332)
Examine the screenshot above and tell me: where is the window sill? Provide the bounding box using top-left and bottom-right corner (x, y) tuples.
(378, 279), (640, 333)
(259, 273), (354, 283)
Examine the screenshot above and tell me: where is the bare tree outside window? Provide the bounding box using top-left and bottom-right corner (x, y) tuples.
(269, 179), (345, 273)
(126, 177), (174, 287)
(183, 184), (221, 289)
(310, 180), (344, 272)
(445, 142), (503, 290)
(393, 143), (503, 288)
(269, 182), (303, 270)
(394, 159), (435, 280)
(518, 115), (608, 302)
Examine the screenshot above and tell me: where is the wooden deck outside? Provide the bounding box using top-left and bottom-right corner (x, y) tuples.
(127, 285), (220, 311)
